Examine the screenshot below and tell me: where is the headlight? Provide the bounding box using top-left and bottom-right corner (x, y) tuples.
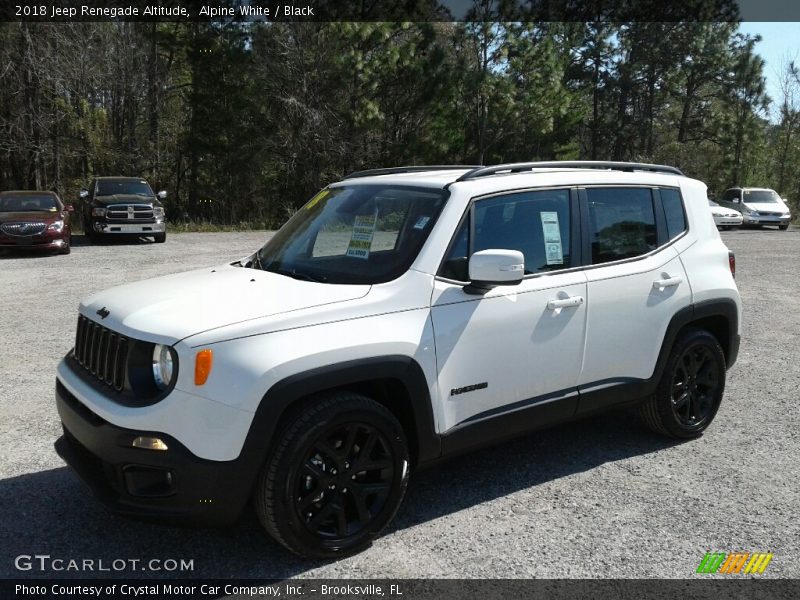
(153, 206), (165, 219)
(47, 220), (64, 232)
(152, 344), (175, 390)
(91, 207), (106, 217)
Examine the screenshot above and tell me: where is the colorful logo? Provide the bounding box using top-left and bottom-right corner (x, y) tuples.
(696, 552), (773, 574)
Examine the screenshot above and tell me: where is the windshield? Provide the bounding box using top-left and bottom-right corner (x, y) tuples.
(96, 180), (153, 196)
(255, 184), (448, 284)
(744, 190), (779, 204)
(0, 195), (59, 212)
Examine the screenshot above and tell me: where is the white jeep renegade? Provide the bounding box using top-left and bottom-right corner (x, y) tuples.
(55, 162), (741, 558)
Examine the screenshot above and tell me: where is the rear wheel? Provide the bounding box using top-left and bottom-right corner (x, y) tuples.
(640, 328), (726, 439)
(255, 392), (410, 558)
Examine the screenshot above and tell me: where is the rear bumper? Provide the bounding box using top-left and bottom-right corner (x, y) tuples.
(54, 379), (253, 525)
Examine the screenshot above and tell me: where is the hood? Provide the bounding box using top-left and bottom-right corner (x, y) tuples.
(0, 210), (64, 224)
(79, 265), (370, 344)
(94, 194), (159, 207)
(743, 200), (789, 213)
(710, 206), (739, 217)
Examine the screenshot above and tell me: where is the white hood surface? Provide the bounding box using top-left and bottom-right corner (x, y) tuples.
(744, 201), (790, 213)
(710, 206), (740, 217)
(79, 265), (370, 344)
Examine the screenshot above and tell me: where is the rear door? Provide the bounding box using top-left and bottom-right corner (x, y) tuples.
(576, 186), (692, 412)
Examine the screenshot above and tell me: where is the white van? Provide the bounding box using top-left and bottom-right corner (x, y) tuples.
(720, 187), (791, 229)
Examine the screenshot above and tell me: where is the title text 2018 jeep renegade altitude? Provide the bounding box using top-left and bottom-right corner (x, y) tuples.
(54, 162), (741, 558)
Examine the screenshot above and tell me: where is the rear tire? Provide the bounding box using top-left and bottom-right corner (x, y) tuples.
(255, 392), (410, 558)
(640, 328), (726, 439)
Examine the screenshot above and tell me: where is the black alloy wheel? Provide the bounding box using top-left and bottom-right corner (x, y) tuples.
(293, 422), (395, 541)
(640, 328), (726, 438)
(669, 344), (721, 428)
(255, 392), (409, 558)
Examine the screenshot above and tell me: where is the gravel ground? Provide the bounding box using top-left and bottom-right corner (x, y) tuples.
(0, 228), (797, 580)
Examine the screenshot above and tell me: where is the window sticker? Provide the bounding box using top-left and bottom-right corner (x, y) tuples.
(413, 216), (430, 230)
(540, 211), (563, 265)
(346, 209), (378, 260)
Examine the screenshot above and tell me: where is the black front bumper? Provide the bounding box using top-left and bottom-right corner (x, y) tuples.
(54, 379), (256, 525)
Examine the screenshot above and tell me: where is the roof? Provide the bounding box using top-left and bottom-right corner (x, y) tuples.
(94, 176), (148, 181)
(334, 162), (691, 192)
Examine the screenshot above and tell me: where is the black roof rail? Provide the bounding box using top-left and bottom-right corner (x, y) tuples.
(455, 161), (684, 182)
(343, 165), (481, 180)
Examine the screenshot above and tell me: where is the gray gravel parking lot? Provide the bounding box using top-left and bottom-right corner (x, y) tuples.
(0, 228), (798, 579)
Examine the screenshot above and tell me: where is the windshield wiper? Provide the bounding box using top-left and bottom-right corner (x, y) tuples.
(272, 267), (327, 283)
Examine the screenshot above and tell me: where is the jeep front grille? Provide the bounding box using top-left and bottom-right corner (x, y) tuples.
(105, 204), (155, 221)
(1, 222), (46, 236)
(73, 315), (128, 391)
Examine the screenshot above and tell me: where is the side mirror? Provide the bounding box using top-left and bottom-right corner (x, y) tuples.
(64, 204), (74, 212)
(157, 190), (167, 200)
(79, 189), (89, 199)
(466, 249), (525, 293)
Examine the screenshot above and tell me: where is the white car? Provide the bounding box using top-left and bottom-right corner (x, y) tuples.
(708, 199), (742, 230)
(54, 161), (742, 558)
(719, 187), (792, 230)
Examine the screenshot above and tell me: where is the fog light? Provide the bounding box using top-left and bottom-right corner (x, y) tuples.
(131, 436), (169, 451)
(123, 465), (176, 497)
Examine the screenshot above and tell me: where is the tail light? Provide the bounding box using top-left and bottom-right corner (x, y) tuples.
(728, 251), (736, 278)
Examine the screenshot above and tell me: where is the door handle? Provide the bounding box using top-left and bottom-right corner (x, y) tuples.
(652, 276), (682, 291)
(546, 296), (585, 311)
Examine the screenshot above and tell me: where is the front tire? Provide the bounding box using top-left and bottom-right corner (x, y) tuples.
(779, 223), (790, 230)
(154, 232), (166, 243)
(640, 328), (726, 439)
(255, 392), (410, 558)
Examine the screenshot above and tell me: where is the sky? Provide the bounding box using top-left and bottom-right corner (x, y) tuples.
(737, 22), (800, 119)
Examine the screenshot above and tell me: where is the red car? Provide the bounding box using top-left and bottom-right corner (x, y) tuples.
(0, 191), (73, 254)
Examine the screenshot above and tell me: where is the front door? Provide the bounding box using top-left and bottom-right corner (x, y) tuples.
(431, 188), (588, 432)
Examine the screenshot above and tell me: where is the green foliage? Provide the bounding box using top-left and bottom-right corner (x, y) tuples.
(0, 21), (791, 226)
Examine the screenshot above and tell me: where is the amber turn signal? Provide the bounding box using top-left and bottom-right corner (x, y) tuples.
(194, 349), (213, 385)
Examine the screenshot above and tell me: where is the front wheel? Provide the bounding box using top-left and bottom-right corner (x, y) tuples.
(255, 392), (410, 558)
(779, 223), (790, 230)
(640, 328), (726, 439)
(153, 232), (166, 243)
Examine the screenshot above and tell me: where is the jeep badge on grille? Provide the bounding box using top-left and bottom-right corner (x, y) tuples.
(96, 307), (110, 319)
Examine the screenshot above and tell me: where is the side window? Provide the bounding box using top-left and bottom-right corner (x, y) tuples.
(724, 189), (740, 203)
(587, 187), (657, 264)
(660, 188), (687, 239)
(439, 189), (572, 280)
